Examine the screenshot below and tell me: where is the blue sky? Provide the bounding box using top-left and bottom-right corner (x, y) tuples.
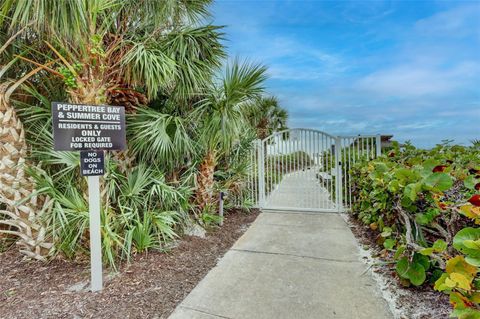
(211, 0), (480, 147)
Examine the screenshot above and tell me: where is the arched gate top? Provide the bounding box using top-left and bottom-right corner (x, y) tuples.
(261, 128), (337, 143)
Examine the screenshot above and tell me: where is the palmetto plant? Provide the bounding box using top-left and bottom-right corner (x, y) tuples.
(247, 96), (288, 140)
(127, 108), (194, 173)
(6, 0), (224, 175)
(1, 0), (225, 260)
(5, 0), (224, 105)
(193, 60), (267, 210)
(0, 1), (283, 266)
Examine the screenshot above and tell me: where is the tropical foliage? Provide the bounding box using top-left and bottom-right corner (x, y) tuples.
(247, 96), (288, 140)
(0, 0), (288, 265)
(350, 141), (480, 318)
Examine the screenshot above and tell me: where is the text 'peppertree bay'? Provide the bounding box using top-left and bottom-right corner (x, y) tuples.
(51, 101), (127, 291)
(52, 102), (126, 151)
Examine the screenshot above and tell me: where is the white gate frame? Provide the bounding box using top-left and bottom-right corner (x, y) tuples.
(247, 129), (382, 213)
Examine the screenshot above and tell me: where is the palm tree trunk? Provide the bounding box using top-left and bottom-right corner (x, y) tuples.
(196, 149), (217, 210)
(0, 83), (53, 260)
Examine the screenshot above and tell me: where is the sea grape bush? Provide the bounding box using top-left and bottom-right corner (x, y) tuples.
(350, 142), (480, 318)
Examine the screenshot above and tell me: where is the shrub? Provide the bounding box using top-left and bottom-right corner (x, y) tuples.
(350, 142), (480, 317)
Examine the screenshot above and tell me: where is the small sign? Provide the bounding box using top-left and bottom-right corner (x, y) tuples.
(52, 102), (126, 151)
(80, 151), (105, 176)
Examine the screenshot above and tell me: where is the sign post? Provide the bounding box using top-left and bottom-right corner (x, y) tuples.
(87, 174), (102, 291)
(52, 102), (126, 292)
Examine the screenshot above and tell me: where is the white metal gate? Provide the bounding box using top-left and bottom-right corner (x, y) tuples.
(246, 129), (381, 213)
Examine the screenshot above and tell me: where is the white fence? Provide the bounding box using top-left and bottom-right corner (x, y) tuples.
(244, 129), (382, 213)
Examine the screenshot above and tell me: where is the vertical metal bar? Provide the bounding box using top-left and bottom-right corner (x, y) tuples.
(322, 134), (330, 207)
(343, 138), (347, 209)
(362, 137), (365, 158)
(319, 133), (327, 208)
(282, 132), (285, 196)
(366, 136), (370, 160)
(331, 136), (335, 210)
(273, 136), (276, 191)
(88, 175), (103, 292)
(276, 135), (280, 188)
(327, 135), (331, 210)
(372, 137), (375, 159)
(348, 137), (352, 209)
(267, 139), (271, 200)
(287, 132), (290, 175)
(308, 131), (318, 208)
(258, 140), (265, 207)
(316, 132), (319, 209)
(253, 142), (256, 206)
(293, 131), (296, 176)
(356, 136), (360, 160)
(255, 143), (258, 206)
(376, 134), (382, 157)
(335, 137), (343, 212)
(252, 144), (255, 205)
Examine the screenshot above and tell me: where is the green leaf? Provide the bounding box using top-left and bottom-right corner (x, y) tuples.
(415, 213), (429, 225)
(454, 228), (480, 258)
(434, 273), (450, 291)
(394, 245), (406, 260)
(384, 238), (396, 250)
(422, 159), (440, 173)
(396, 257), (410, 279)
(404, 183), (421, 201)
(395, 168), (417, 182)
(374, 162), (388, 173)
(465, 175), (476, 190)
(433, 239), (448, 252)
(388, 180), (400, 192)
(407, 262), (427, 286)
(451, 307), (480, 319)
(424, 172), (453, 191)
(464, 240), (480, 250)
(420, 248), (434, 256)
(465, 256), (480, 267)
(415, 209), (441, 226)
(413, 252), (430, 271)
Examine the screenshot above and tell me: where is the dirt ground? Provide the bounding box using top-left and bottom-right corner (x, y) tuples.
(0, 210), (259, 319)
(346, 214), (450, 319)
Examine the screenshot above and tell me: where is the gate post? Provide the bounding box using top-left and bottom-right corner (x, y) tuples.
(257, 140), (266, 207)
(376, 134), (382, 157)
(335, 137), (343, 213)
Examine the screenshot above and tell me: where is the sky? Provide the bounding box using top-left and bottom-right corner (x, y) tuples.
(211, 0), (480, 147)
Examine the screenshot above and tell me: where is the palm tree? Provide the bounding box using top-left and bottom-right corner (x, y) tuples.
(1, 0), (225, 259)
(247, 96), (288, 140)
(5, 0), (224, 106)
(0, 28), (54, 260)
(193, 60), (267, 210)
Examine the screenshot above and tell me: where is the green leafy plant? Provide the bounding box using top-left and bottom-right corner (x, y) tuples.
(349, 141), (480, 316)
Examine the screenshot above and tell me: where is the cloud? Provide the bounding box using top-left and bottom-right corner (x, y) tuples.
(213, 1), (480, 147)
(414, 4), (480, 37)
(356, 61), (480, 97)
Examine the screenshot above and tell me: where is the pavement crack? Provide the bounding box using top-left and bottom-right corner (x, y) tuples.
(179, 305), (233, 319)
(231, 248), (359, 263)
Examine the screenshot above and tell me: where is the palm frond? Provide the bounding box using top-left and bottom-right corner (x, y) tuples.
(121, 42), (176, 100)
(127, 108), (194, 169)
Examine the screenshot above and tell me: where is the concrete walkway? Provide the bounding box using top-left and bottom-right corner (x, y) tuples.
(265, 168), (335, 211)
(169, 211), (392, 319)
